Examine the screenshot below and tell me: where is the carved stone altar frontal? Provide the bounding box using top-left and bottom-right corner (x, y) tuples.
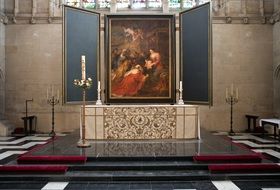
(84, 105), (199, 140)
(104, 107), (176, 139)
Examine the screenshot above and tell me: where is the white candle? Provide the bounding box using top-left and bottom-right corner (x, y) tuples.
(57, 89), (59, 100)
(98, 81), (101, 90)
(226, 88), (228, 99)
(231, 83), (234, 96)
(236, 87), (239, 99)
(47, 88), (49, 99)
(81, 55), (86, 80)
(51, 85), (54, 97)
(179, 81), (182, 90)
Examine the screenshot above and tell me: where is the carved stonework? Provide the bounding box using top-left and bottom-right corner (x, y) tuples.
(104, 107), (176, 139)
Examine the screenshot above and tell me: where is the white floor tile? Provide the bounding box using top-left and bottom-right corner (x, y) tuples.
(229, 134), (277, 143)
(0, 150), (27, 160)
(252, 149), (280, 159)
(0, 137), (15, 141)
(35, 133), (67, 137)
(0, 136), (51, 145)
(41, 182), (69, 190)
(0, 141), (46, 150)
(233, 140), (280, 148)
(262, 188), (280, 190)
(212, 180), (240, 190)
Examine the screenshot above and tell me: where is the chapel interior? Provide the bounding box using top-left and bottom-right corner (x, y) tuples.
(0, 0), (280, 189)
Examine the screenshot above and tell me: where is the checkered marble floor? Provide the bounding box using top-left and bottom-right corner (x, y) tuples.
(215, 132), (280, 161)
(0, 135), (51, 162)
(0, 180), (280, 190)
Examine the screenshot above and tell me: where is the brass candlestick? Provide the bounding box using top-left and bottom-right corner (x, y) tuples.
(178, 81), (184, 105)
(74, 78), (92, 148)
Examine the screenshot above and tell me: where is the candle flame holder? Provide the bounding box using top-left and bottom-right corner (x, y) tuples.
(74, 77), (92, 148)
(178, 81), (184, 105)
(178, 89), (184, 105)
(96, 81), (102, 105)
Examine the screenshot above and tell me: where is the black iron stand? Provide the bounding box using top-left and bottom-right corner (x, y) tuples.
(47, 96), (59, 137)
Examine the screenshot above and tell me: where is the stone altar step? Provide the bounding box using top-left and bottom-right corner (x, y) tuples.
(72, 160), (208, 171)
(0, 170), (280, 182)
(87, 156), (194, 161)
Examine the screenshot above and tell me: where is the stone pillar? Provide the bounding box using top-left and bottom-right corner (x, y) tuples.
(259, 0), (264, 17)
(241, 0), (247, 17)
(49, 0), (54, 18)
(110, 0), (117, 13)
(162, 0), (169, 13)
(0, 0), (5, 119)
(273, 22), (280, 117)
(274, 0), (279, 13)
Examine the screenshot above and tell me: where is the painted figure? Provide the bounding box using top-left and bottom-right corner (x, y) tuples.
(112, 65), (148, 97)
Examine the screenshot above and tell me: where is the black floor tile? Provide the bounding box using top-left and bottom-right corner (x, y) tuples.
(191, 181), (218, 190)
(65, 182), (89, 190)
(172, 182), (195, 189)
(0, 182), (45, 189)
(233, 180), (262, 189)
(129, 182), (151, 189)
(107, 183), (130, 190)
(151, 182), (173, 190)
(86, 183), (109, 190)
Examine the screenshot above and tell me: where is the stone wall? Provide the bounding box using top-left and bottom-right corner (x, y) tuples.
(273, 21), (280, 117)
(200, 24), (273, 132)
(0, 0), (5, 119)
(5, 24), (80, 132)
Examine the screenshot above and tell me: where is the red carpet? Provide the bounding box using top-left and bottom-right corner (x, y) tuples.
(193, 154), (262, 163)
(17, 155), (87, 164)
(209, 163), (280, 173)
(0, 165), (68, 173)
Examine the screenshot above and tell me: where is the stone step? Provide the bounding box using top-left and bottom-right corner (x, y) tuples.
(87, 156), (194, 162)
(0, 171), (280, 182)
(72, 161), (208, 171)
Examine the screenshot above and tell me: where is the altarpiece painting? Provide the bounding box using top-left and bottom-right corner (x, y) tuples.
(105, 15), (175, 104)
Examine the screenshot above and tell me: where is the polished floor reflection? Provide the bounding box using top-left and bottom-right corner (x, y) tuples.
(30, 129), (252, 157)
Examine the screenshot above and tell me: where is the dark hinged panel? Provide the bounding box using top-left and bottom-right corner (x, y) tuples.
(63, 5), (100, 103)
(180, 3), (212, 105)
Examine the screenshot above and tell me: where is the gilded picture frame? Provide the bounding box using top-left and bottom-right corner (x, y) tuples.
(105, 14), (176, 104)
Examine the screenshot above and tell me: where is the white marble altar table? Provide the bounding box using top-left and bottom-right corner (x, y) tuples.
(83, 105), (200, 140)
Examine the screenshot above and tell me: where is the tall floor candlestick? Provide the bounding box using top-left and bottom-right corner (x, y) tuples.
(47, 92), (59, 137)
(225, 85), (239, 136)
(74, 60), (92, 148)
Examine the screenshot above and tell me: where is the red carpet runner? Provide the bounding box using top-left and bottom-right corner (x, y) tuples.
(208, 163), (280, 173)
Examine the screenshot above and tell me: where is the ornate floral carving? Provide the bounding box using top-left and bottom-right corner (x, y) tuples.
(104, 107), (176, 139)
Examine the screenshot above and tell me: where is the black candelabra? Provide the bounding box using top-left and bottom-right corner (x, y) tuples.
(47, 95), (59, 137)
(225, 85), (239, 136)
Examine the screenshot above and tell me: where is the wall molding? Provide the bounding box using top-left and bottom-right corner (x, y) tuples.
(2, 14), (275, 25)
